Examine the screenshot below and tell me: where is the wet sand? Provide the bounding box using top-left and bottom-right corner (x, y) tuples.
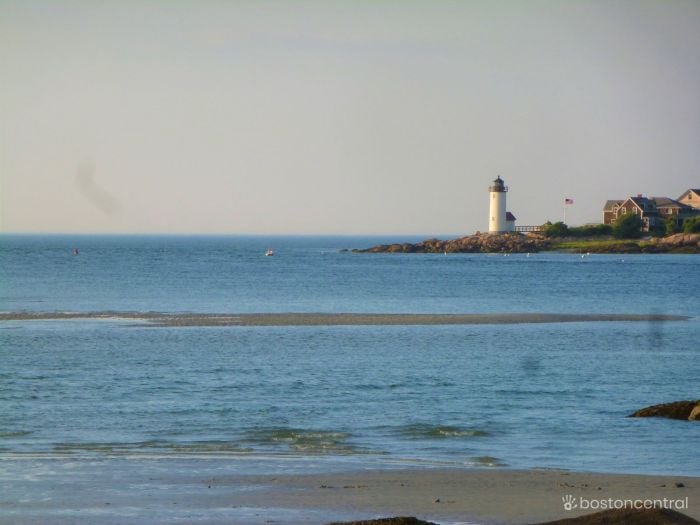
(0, 311), (690, 327)
(203, 469), (699, 524)
(3, 463), (697, 524)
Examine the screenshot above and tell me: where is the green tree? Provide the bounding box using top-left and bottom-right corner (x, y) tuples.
(665, 216), (680, 236)
(612, 213), (643, 239)
(683, 216), (700, 234)
(649, 221), (666, 238)
(542, 221), (569, 237)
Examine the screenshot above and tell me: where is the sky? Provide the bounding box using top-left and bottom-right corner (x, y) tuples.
(1, 0), (699, 235)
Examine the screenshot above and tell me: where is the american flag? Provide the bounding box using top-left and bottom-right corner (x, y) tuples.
(564, 198), (574, 205)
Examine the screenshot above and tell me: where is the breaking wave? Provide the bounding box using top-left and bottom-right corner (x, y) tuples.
(242, 427), (376, 455)
(395, 423), (491, 439)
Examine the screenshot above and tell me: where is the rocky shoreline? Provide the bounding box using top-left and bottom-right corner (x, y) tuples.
(351, 233), (700, 254)
(352, 233), (550, 253)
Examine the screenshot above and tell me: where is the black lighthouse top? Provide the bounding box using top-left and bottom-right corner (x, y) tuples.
(489, 176), (507, 193)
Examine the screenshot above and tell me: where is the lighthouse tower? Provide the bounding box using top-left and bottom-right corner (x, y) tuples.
(488, 176), (508, 233)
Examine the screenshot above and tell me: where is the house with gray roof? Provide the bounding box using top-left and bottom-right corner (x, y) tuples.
(603, 190), (700, 231)
(603, 200), (624, 225)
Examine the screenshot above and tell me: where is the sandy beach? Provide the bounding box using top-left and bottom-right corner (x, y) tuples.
(6, 465), (695, 525)
(0, 311), (690, 326)
(198, 468), (699, 524)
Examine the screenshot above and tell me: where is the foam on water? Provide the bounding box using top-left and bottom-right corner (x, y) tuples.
(394, 423), (492, 439)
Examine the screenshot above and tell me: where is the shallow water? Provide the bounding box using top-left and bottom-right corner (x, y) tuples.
(1, 235), (699, 477)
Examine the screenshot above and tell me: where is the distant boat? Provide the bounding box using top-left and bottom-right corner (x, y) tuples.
(265, 249), (274, 257)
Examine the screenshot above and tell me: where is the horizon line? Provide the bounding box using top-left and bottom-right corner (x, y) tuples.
(0, 231), (479, 238)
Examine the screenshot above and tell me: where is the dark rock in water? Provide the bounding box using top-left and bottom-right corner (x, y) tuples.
(531, 508), (699, 524)
(629, 400), (700, 420)
(327, 518), (438, 525)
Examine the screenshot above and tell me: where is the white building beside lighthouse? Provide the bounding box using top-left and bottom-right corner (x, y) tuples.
(488, 176), (516, 233)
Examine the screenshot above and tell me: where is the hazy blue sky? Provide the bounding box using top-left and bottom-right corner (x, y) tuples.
(2, 0), (699, 234)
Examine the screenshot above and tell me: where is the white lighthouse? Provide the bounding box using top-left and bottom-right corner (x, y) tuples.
(488, 176), (509, 233)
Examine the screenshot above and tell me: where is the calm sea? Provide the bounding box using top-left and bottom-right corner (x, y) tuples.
(1, 235), (699, 489)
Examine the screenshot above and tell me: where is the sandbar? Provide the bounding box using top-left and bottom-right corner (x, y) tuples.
(0, 311), (690, 327)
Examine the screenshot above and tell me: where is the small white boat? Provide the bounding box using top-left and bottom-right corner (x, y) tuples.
(265, 249), (274, 257)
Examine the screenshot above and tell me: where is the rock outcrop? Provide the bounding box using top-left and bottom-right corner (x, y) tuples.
(649, 233), (700, 253)
(352, 233), (551, 254)
(629, 400), (700, 420)
(689, 405), (700, 421)
(327, 518), (438, 525)
(327, 510), (700, 525)
(531, 508), (699, 525)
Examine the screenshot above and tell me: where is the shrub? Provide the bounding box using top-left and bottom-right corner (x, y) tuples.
(542, 221), (569, 237)
(568, 224), (612, 237)
(665, 216), (680, 236)
(649, 221), (666, 238)
(683, 216), (700, 234)
(612, 213), (643, 239)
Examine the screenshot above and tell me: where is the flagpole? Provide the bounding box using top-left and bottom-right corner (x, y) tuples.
(564, 198), (567, 225)
(563, 197), (573, 225)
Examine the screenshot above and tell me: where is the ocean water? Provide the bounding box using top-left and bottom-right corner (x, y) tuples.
(1, 235), (699, 505)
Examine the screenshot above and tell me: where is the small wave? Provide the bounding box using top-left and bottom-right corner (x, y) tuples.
(470, 455), (507, 467)
(52, 440), (253, 456)
(0, 431), (32, 439)
(163, 441), (254, 454)
(395, 423), (491, 439)
(242, 427), (363, 455)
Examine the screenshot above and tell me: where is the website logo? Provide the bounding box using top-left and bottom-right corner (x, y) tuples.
(562, 495), (688, 512)
(562, 494), (577, 511)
